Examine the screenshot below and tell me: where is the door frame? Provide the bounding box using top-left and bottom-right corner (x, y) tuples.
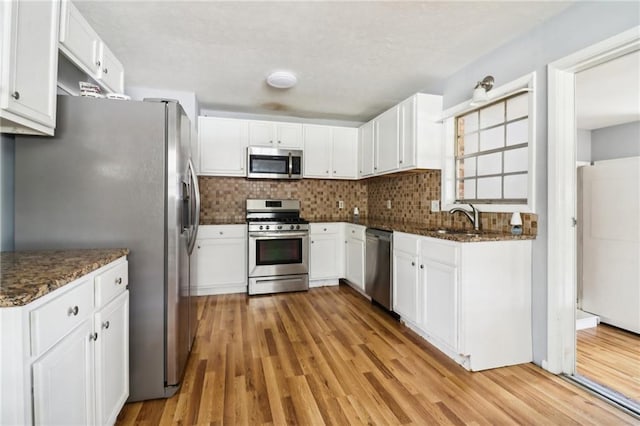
(546, 26), (640, 375)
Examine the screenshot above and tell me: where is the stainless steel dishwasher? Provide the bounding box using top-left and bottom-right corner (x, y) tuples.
(365, 228), (393, 310)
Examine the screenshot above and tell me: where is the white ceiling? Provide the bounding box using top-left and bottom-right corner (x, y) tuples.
(576, 50), (640, 130)
(75, 1), (573, 122)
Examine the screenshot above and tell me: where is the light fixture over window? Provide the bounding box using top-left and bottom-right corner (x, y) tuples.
(266, 71), (297, 89)
(470, 75), (494, 106)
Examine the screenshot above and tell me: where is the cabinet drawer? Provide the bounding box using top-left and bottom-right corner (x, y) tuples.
(421, 238), (458, 266)
(345, 224), (365, 240)
(95, 261), (128, 308)
(394, 232), (419, 255)
(310, 223), (340, 234)
(198, 224), (247, 239)
(30, 281), (93, 356)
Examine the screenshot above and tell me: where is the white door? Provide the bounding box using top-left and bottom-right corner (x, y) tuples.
(32, 320), (94, 425)
(275, 123), (303, 148)
(248, 121), (275, 146)
(393, 250), (418, 323)
(303, 125), (331, 178)
(310, 233), (340, 279)
(345, 237), (365, 290)
(3, 0), (59, 127)
(199, 117), (248, 176)
(196, 238), (247, 289)
(332, 127), (358, 179)
(375, 106), (400, 173)
(359, 121), (375, 177)
(399, 96), (416, 169)
(95, 291), (129, 426)
(422, 258), (458, 350)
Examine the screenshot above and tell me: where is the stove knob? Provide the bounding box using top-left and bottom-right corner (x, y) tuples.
(296, 225), (300, 230)
(259, 225), (263, 230)
(266, 225), (270, 230)
(277, 225), (282, 230)
(290, 225), (294, 230)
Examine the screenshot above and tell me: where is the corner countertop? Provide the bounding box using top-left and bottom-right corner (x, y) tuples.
(0, 248), (129, 308)
(308, 217), (536, 242)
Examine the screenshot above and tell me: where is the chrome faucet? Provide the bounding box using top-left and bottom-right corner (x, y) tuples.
(449, 203), (480, 231)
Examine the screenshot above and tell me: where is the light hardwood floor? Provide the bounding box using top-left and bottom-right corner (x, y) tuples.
(117, 285), (637, 425)
(577, 323), (640, 402)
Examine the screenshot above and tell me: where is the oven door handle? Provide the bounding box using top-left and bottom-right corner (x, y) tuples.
(249, 232), (309, 238)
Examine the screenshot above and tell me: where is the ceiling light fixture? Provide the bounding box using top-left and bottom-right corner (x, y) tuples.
(470, 75), (495, 106)
(266, 71), (297, 89)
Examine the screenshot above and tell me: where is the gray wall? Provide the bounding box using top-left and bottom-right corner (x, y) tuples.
(592, 121), (640, 161)
(0, 134), (15, 251)
(437, 1), (639, 365)
(577, 129), (592, 163)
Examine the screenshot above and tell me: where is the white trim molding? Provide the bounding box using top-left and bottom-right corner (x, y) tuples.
(545, 25), (640, 375)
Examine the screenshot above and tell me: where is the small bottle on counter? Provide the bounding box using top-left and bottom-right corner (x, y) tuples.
(510, 211), (523, 235)
(353, 207), (360, 224)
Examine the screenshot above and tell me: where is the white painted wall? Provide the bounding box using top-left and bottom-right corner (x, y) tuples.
(436, 1), (640, 364)
(591, 121), (640, 161)
(0, 134), (14, 251)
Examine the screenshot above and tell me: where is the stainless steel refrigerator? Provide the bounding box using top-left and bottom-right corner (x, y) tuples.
(14, 95), (201, 401)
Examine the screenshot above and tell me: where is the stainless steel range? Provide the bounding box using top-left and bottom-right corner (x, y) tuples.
(246, 199), (309, 295)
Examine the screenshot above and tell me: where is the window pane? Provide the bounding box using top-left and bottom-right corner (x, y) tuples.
(477, 177), (502, 199)
(479, 126), (504, 151)
(477, 152), (502, 175)
(504, 174), (528, 199)
(461, 112), (478, 134)
(504, 147), (528, 173)
(507, 93), (528, 120)
(463, 157), (476, 177)
(480, 102), (504, 129)
(506, 118), (528, 146)
(460, 179), (476, 199)
(463, 132), (478, 155)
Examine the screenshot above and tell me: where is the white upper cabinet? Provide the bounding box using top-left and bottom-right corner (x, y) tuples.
(375, 105), (400, 174)
(249, 121), (302, 149)
(198, 117), (248, 176)
(359, 120), (375, 177)
(303, 124), (357, 179)
(399, 93), (443, 170)
(0, 0), (60, 135)
(59, 0), (125, 94)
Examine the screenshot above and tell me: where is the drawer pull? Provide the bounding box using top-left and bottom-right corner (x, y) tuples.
(115, 277), (123, 285)
(411, 262), (415, 266)
(68, 306), (79, 316)
(420, 264), (424, 269)
(323, 228), (327, 232)
(11, 91), (20, 100)
(102, 321), (110, 329)
(89, 332), (98, 341)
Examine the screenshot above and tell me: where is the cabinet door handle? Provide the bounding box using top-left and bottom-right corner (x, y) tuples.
(311, 240), (314, 244)
(333, 170), (336, 174)
(278, 140), (281, 144)
(68, 306), (79, 316)
(323, 228), (327, 232)
(270, 140), (273, 144)
(197, 245), (201, 249)
(103, 68), (108, 74)
(96, 60), (101, 67)
(420, 264), (424, 269)
(411, 262), (415, 266)
(102, 321), (110, 329)
(219, 231), (224, 235)
(11, 91), (20, 100)
(90, 332), (98, 341)
(115, 277), (123, 285)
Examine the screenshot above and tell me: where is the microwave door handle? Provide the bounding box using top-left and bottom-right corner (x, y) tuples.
(288, 152), (293, 178)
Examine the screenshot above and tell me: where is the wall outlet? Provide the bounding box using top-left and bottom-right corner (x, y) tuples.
(386, 200), (392, 209)
(338, 200), (344, 209)
(431, 200), (440, 212)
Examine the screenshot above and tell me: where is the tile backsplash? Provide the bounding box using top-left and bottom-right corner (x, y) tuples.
(199, 171), (537, 235)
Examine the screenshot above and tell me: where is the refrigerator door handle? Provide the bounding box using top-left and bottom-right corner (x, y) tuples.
(187, 158), (200, 255)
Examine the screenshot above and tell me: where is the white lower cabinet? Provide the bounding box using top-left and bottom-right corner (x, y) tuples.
(344, 224), (366, 292)
(0, 257), (129, 426)
(393, 232), (532, 371)
(309, 223), (344, 285)
(194, 225), (247, 295)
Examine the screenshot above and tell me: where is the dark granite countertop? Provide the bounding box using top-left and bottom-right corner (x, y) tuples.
(308, 217), (535, 242)
(0, 248), (129, 308)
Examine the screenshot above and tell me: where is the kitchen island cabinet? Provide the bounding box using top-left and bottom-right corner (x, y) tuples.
(0, 250), (129, 426)
(393, 232), (532, 371)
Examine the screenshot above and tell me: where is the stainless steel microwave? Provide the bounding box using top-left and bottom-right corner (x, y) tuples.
(246, 147), (303, 179)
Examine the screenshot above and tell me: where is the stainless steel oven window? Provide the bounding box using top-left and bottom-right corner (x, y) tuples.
(256, 238), (303, 265)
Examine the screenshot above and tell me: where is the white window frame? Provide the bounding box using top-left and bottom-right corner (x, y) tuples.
(441, 72), (537, 213)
